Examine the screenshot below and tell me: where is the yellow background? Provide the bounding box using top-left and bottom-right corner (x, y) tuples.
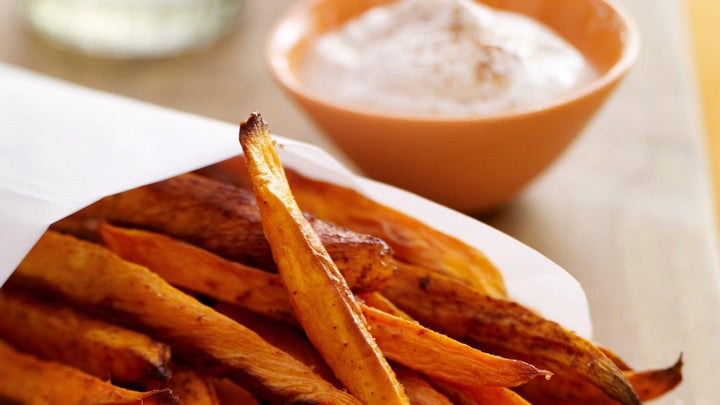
(688, 0), (720, 233)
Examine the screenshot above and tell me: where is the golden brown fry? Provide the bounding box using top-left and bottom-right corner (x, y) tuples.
(513, 355), (683, 404)
(214, 302), (339, 386)
(362, 304), (550, 387)
(285, 168), (507, 298)
(0, 338), (177, 405)
(393, 363), (453, 405)
(359, 291), (550, 390)
(143, 364), (219, 405)
(67, 171), (393, 293)
(99, 222), (546, 390)
(380, 261), (642, 405)
(99, 222), (296, 325)
(0, 288), (171, 385)
(239, 112), (409, 404)
(12, 230), (360, 405)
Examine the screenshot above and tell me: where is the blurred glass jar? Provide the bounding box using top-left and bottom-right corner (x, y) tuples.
(23, 0), (245, 58)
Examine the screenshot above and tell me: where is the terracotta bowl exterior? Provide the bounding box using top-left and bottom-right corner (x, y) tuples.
(267, 0), (640, 213)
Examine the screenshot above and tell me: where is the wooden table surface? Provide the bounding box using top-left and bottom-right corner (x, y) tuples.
(1, 0), (718, 404)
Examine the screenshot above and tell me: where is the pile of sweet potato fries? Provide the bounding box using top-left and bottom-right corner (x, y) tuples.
(0, 112), (681, 404)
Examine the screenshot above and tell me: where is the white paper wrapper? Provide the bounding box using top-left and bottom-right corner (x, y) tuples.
(0, 63), (592, 338)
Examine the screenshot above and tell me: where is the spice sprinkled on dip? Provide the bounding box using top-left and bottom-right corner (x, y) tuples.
(297, 0), (597, 116)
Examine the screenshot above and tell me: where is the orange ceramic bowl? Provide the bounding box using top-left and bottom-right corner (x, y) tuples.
(267, 0), (639, 213)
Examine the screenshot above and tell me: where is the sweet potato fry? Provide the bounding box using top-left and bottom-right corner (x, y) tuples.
(513, 355), (683, 404)
(11, 230), (360, 405)
(239, 112), (409, 404)
(99, 222), (547, 390)
(359, 292), (550, 390)
(0, 338), (177, 405)
(380, 261), (642, 405)
(362, 304), (550, 387)
(285, 168), (507, 298)
(214, 302), (339, 386)
(0, 288), (171, 385)
(66, 171), (393, 293)
(99, 222), (296, 325)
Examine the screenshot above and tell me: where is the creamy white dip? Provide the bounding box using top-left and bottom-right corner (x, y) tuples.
(297, 0), (597, 116)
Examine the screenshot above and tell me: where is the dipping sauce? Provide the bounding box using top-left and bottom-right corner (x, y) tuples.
(297, 0), (597, 116)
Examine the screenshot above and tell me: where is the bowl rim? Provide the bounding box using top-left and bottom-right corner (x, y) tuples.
(266, 0), (641, 124)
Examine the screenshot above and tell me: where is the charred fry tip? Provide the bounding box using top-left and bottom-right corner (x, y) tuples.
(661, 354), (684, 385)
(239, 111), (269, 140)
(612, 377), (642, 405)
(675, 352), (685, 369)
(584, 351), (641, 405)
(661, 353), (684, 380)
